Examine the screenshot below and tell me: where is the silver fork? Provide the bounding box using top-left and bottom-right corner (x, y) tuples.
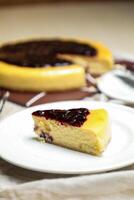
(0, 91), (10, 114)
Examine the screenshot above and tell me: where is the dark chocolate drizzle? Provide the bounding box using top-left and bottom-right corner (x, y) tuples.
(32, 108), (89, 127)
(0, 39), (97, 67)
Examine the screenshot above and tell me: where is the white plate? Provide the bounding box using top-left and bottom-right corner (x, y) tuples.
(98, 71), (134, 104)
(98, 52), (134, 104)
(0, 101), (134, 174)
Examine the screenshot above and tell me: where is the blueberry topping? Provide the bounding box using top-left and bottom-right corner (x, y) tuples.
(32, 108), (89, 127)
(0, 39), (97, 67)
(40, 132), (53, 143)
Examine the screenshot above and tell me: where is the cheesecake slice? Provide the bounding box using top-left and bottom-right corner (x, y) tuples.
(32, 108), (111, 155)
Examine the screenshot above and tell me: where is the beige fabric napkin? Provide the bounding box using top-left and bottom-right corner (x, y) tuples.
(0, 170), (134, 200)
(0, 102), (134, 200)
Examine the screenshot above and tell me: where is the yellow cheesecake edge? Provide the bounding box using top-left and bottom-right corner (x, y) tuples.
(82, 109), (111, 154)
(0, 62), (85, 91)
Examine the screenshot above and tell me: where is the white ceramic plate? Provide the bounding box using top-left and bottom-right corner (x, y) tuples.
(98, 71), (134, 104)
(0, 101), (134, 174)
(98, 52), (134, 104)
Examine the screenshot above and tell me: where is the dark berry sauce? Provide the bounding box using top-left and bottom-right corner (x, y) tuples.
(115, 59), (134, 71)
(32, 108), (89, 127)
(0, 39), (97, 67)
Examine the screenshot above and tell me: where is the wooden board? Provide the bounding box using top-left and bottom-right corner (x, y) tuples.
(0, 87), (97, 107)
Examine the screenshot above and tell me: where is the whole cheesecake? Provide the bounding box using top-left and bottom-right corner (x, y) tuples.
(0, 38), (113, 92)
(32, 108), (111, 155)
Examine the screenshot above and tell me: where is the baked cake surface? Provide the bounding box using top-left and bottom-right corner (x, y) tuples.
(0, 38), (113, 92)
(32, 108), (111, 155)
